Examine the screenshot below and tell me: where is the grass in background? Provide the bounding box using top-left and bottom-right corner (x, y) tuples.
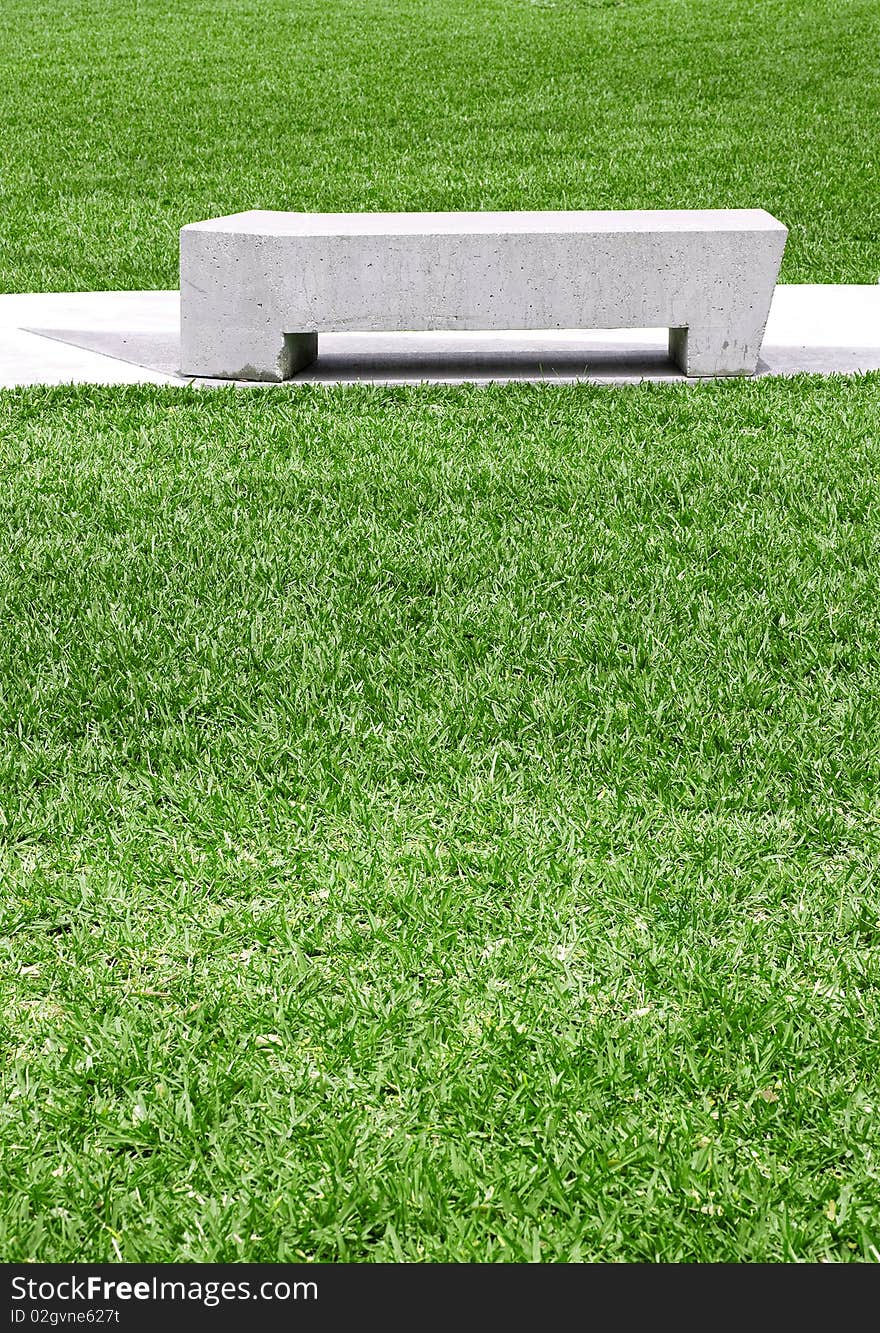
(1, 378), (879, 1261)
(0, 0), (878, 291)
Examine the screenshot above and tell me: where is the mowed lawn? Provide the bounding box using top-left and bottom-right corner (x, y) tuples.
(1, 380), (880, 1262)
(0, 0), (878, 290)
(1, 0), (880, 1265)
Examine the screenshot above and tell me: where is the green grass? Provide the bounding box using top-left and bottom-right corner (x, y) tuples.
(1, 378), (880, 1261)
(0, 0), (878, 291)
(2, 0), (879, 1265)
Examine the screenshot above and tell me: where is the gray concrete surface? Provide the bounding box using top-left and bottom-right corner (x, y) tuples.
(0, 285), (877, 389)
(180, 209), (787, 380)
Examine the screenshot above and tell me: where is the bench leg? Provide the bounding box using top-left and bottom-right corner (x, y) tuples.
(669, 325), (763, 378)
(279, 332), (319, 378)
(179, 327), (318, 381)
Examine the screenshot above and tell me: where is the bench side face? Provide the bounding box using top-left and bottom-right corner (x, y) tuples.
(180, 221), (787, 379)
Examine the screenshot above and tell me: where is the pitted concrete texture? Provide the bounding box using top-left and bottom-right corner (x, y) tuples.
(1, 285), (878, 388)
(180, 209), (787, 380)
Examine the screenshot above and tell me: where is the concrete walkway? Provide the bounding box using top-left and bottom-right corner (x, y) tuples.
(1, 286), (878, 389)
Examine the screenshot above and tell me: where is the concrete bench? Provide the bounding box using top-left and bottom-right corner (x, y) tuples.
(179, 209), (787, 381)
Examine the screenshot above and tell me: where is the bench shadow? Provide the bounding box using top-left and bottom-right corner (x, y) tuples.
(297, 345), (680, 382)
(30, 327), (877, 383)
(26, 327), (685, 383)
(24, 329), (186, 379)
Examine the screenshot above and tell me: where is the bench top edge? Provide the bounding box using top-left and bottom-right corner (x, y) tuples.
(181, 208), (787, 238)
